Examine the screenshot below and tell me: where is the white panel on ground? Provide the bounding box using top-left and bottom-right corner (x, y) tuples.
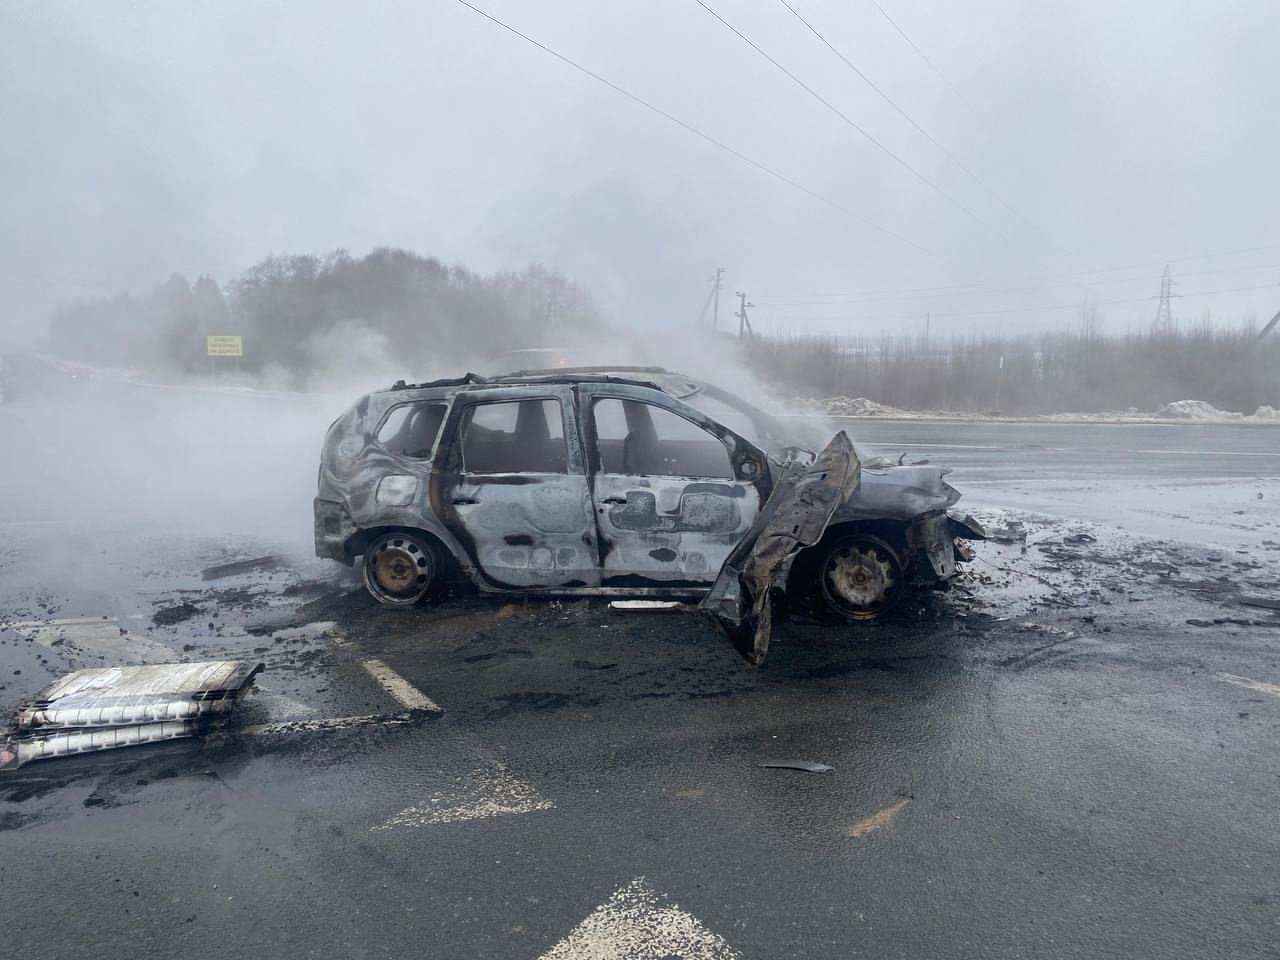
(373, 763), (554, 830)
(539, 878), (741, 960)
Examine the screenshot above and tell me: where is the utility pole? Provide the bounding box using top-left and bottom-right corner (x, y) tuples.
(735, 291), (754, 339)
(1154, 265), (1178, 332)
(708, 267), (725, 331)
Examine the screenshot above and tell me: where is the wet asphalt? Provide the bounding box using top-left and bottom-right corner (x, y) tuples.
(2, 394), (1279, 959)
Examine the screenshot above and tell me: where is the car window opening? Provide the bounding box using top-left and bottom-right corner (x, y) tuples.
(592, 397), (734, 479)
(462, 398), (568, 473)
(378, 402), (448, 459)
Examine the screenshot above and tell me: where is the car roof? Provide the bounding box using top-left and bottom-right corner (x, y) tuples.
(383, 367), (704, 399)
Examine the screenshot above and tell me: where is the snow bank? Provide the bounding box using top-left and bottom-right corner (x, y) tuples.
(1154, 400), (1245, 421)
(777, 394), (1280, 424)
(820, 396), (908, 417)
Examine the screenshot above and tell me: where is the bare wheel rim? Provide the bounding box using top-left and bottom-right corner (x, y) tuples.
(363, 533), (433, 606)
(820, 536), (902, 621)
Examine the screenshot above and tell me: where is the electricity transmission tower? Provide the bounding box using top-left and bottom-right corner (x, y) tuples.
(1154, 265), (1178, 331)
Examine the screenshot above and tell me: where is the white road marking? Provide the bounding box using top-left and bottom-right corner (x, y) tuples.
(539, 877), (740, 960)
(241, 712), (417, 736)
(1217, 673), (1280, 699)
(373, 763), (554, 830)
(359, 657), (441, 712)
(324, 623), (442, 712)
(846, 798), (911, 839)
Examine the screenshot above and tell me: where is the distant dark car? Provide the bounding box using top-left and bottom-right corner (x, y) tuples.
(314, 368), (982, 661)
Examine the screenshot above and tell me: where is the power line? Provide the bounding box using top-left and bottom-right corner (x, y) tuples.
(756, 280), (1280, 323)
(692, 0), (1014, 246)
(752, 243), (1280, 300)
(451, 0), (947, 263)
(866, 0), (974, 114)
(758, 261), (1280, 307)
(776, 0), (1082, 266)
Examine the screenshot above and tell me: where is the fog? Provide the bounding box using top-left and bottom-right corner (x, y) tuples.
(4, 0), (1279, 341)
(2, 0), (1278, 567)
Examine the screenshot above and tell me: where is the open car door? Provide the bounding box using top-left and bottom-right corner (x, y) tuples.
(700, 432), (860, 666)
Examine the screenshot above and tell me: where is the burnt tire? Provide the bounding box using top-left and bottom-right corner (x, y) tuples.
(362, 531), (435, 607)
(817, 533), (904, 622)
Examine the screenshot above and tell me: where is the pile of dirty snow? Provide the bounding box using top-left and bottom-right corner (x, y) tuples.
(778, 394), (1280, 424)
(1155, 400), (1244, 421)
(819, 396), (909, 417)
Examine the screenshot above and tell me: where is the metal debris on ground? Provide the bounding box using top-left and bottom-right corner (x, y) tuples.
(608, 600), (687, 612)
(0, 660), (262, 769)
(759, 760), (834, 773)
(1062, 532), (1098, 544)
(986, 521), (1028, 544)
(201, 555), (284, 580)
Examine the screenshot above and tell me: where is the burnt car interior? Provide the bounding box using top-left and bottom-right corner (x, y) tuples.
(592, 397), (734, 478)
(460, 398), (568, 474)
(378, 401), (447, 459)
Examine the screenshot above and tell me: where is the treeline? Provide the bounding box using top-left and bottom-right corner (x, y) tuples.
(744, 319), (1280, 415)
(49, 247), (607, 379)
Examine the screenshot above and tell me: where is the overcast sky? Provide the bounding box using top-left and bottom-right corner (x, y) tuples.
(3, 0), (1278, 342)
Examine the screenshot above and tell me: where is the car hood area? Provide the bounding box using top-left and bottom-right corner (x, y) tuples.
(835, 461), (961, 522)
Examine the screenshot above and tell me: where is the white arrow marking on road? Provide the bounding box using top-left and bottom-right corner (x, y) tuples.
(539, 878), (740, 960)
(373, 763), (553, 830)
(1218, 673), (1280, 699)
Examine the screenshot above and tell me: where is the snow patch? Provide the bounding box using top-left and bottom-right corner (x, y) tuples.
(776, 395), (1280, 425)
(1154, 400), (1245, 421)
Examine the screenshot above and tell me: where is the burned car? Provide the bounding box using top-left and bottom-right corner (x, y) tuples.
(314, 368), (982, 662)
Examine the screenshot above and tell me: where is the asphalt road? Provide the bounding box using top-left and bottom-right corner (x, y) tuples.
(2, 395), (1278, 959)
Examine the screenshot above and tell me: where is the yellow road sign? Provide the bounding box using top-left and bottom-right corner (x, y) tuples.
(207, 335), (243, 357)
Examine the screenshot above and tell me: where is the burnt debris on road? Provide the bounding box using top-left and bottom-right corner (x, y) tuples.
(1, 660), (262, 769)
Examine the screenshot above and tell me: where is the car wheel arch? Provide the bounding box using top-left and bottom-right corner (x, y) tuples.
(789, 518), (911, 594)
(345, 525), (457, 573)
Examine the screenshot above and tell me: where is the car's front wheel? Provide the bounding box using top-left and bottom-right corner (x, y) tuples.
(362, 531), (435, 607)
(817, 533), (903, 621)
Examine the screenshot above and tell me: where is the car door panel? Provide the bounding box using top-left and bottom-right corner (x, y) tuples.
(582, 388), (768, 587)
(437, 388), (599, 590)
(595, 476), (758, 584)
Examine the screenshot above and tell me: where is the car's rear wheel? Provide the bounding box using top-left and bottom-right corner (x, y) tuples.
(818, 533), (903, 621)
(362, 531), (435, 607)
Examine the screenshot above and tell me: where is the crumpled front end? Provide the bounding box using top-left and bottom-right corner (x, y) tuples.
(700, 431), (860, 666)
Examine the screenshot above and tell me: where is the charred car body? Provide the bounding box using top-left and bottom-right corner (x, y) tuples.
(314, 368), (983, 662)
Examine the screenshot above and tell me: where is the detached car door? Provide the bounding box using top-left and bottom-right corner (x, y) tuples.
(436, 387), (600, 590)
(580, 384), (771, 588)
